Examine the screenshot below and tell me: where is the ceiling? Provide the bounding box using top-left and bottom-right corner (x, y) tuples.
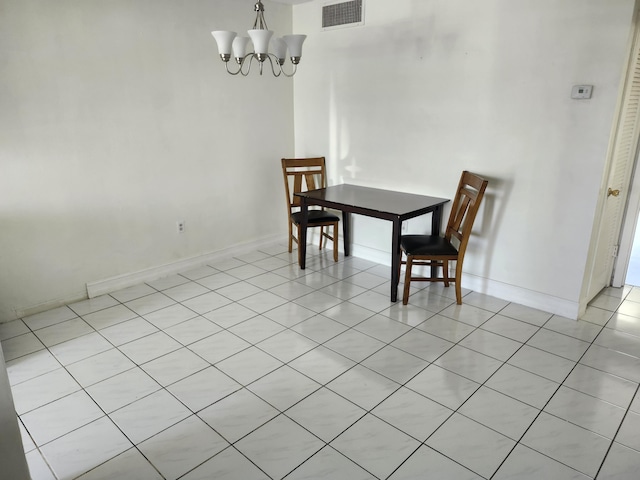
(269, 0), (315, 4)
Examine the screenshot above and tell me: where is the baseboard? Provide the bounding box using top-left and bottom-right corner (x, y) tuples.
(350, 244), (394, 266)
(450, 273), (580, 320)
(3, 237), (579, 324)
(86, 235), (284, 298)
(0, 236), (286, 323)
(0, 292), (88, 324)
(350, 245), (580, 320)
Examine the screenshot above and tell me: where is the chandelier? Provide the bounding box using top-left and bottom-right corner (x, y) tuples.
(212, 1), (307, 78)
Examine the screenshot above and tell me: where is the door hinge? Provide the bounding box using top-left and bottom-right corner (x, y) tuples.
(613, 245), (619, 258)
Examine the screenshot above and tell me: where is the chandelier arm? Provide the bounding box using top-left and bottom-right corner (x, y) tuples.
(224, 61), (243, 76)
(223, 53), (255, 76)
(278, 61), (298, 78)
(240, 54), (256, 76)
(266, 55), (283, 78)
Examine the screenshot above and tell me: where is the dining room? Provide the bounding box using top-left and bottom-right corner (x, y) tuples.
(2, 0), (640, 478)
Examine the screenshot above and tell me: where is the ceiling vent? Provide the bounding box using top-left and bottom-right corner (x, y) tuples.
(322, 0), (364, 30)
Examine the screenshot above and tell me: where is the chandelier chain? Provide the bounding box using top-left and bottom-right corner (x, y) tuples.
(253, 1), (269, 30)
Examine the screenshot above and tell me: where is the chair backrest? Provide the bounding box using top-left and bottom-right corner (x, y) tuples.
(444, 171), (489, 256)
(281, 157), (328, 213)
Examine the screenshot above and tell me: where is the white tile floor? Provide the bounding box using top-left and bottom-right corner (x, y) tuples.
(2, 243), (640, 479)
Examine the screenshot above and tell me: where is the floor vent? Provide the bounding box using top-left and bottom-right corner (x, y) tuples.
(322, 0), (364, 29)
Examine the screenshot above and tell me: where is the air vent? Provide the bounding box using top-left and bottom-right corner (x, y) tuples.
(322, 0), (364, 29)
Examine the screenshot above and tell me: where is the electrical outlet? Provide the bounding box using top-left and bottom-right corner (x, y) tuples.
(177, 220), (185, 233)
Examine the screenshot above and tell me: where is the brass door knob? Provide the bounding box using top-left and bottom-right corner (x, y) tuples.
(608, 188), (620, 197)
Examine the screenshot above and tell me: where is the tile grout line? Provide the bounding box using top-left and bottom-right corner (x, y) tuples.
(7, 248), (640, 479)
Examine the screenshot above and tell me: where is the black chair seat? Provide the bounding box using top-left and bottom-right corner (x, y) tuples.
(401, 234), (458, 256)
(291, 210), (340, 225)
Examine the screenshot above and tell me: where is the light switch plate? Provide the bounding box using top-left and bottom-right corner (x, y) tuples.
(571, 85), (593, 99)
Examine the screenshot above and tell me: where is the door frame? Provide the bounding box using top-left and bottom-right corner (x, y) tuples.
(580, 0), (640, 314)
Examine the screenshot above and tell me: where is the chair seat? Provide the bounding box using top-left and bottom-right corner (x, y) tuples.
(291, 210), (340, 225)
(400, 234), (458, 256)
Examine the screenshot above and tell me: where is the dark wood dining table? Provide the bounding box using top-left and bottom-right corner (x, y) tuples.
(295, 184), (450, 302)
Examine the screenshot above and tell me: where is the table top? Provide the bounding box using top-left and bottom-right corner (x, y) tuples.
(295, 184), (449, 219)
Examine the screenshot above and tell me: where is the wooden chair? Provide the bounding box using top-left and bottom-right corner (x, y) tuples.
(281, 157), (340, 263)
(400, 171), (488, 305)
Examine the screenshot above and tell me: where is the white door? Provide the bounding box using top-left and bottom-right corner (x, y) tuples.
(582, 6), (640, 307)
(612, 149), (640, 287)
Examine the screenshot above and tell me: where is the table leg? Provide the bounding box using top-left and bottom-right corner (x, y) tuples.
(391, 219), (401, 302)
(431, 206), (443, 235)
(299, 200), (308, 269)
(342, 211), (351, 257)
(431, 206), (443, 278)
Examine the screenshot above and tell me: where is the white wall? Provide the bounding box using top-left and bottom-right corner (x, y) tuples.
(1, 0), (636, 321)
(292, 0), (636, 317)
(0, 0), (295, 321)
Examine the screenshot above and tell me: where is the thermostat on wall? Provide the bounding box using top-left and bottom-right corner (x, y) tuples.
(571, 85), (593, 99)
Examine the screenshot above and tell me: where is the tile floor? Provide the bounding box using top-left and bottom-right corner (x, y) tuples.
(2, 243), (640, 479)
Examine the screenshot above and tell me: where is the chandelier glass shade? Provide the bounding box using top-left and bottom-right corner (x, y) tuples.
(212, 1), (307, 77)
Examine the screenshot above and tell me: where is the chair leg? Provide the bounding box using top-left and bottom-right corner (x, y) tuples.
(455, 260), (463, 305)
(402, 256), (413, 305)
(442, 260), (450, 287)
(296, 224), (302, 266)
(333, 222), (338, 262)
(288, 220), (293, 253)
